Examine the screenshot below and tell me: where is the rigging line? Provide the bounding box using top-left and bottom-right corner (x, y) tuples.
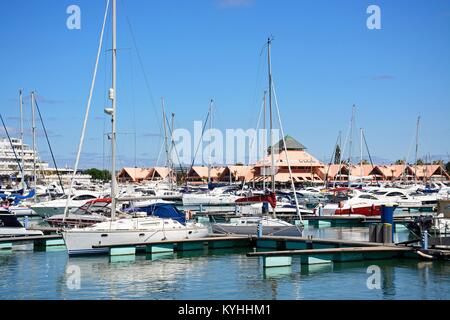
(247, 43), (267, 129)
(272, 79), (302, 222)
(33, 98), (65, 193)
(401, 126), (416, 180)
(120, 0), (162, 136)
(127, 47), (137, 168)
(241, 92), (265, 191)
(163, 112), (186, 179)
(64, 0), (110, 220)
(335, 113), (351, 185)
(102, 10), (111, 174)
(0, 113), (23, 174)
(187, 110), (211, 184)
(362, 130), (375, 175)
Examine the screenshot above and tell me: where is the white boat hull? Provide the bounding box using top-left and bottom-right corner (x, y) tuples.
(0, 228), (43, 237)
(62, 223), (209, 255)
(8, 206), (39, 217)
(182, 194), (240, 206)
(31, 200), (87, 217)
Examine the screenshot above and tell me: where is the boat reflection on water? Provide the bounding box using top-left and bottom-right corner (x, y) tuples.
(263, 266), (292, 279)
(301, 263), (334, 275)
(61, 254), (211, 299)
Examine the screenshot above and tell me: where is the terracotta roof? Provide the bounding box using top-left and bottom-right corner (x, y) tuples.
(187, 166), (225, 179)
(221, 165), (254, 181)
(118, 167), (152, 182)
(146, 167), (173, 180)
(321, 164), (349, 178)
(374, 165), (409, 178)
(413, 165), (449, 178)
(348, 164), (376, 177)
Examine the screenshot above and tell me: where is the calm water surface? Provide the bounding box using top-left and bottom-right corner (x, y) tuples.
(1, 226), (449, 300)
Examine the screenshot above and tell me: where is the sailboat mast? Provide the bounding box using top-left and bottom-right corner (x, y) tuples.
(110, 0), (117, 220)
(360, 128), (363, 183)
(262, 90), (267, 191)
(170, 112), (175, 187)
(31, 91), (37, 193)
(207, 99), (213, 184)
(19, 90), (25, 189)
(161, 97), (170, 184)
(268, 38), (275, 194)
(414, 115), (420, 184)
(349, 104), (355, 165)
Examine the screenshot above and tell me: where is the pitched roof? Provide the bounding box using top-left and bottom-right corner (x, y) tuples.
(187, 166), (225, 179)
(146, 167), (173, 180)
(374, 165), (410, 178)
(118, 167), (152, 182)
(413, 165), (449, 178)
(221, 165), (254, 180)
(268, 135), (306, 153)
(321, 164), (349, 178)
(348, 164), (376, 177)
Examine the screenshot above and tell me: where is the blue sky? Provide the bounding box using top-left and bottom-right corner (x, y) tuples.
(0, 0), (449, 169)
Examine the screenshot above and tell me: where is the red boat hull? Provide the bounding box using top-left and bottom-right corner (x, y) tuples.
(334, 205), (381, 216)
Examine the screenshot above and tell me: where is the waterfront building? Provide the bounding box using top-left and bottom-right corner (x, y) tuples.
(118, 167), (152, 183)
(117, 167), (175, 183)
(0, 137), (49, 183)
(185, 166), (225, 184)
(251, 136), (324, 186)
(219, 165), (254, 183)
(411, 164), (450, 182)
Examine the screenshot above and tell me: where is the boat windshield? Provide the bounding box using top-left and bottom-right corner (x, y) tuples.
(72, 201), (112, 217)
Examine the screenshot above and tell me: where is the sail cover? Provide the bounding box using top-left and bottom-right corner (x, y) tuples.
(126, 203), (186, 225)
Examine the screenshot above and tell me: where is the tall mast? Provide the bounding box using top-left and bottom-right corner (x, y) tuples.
(207, 99), (213, 184)
(161, 97), (170, 184)
(414, 115), (420, 183)
(170, 112), (175, 187)
(110, 0), (117, 220)
(268, 38), (275, 194)
(19, 90), (25, 189)
(262, 90), (267, 191)
(348, 104), (355, 165)
(267, 37), (277, 219)
(31, 91), (37, 195)
(360, 128), (363, 183)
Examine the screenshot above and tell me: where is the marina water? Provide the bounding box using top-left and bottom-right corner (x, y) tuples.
(1, 225), (449, 300)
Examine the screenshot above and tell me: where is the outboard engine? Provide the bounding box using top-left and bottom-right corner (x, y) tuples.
(406, 215), (434, 235)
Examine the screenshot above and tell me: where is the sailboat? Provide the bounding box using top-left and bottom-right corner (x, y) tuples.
(212, 38), (302, 237)
(182, 100), (242, 206)
(0, 95), (39, 218)
(62, 0), (208, 255)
